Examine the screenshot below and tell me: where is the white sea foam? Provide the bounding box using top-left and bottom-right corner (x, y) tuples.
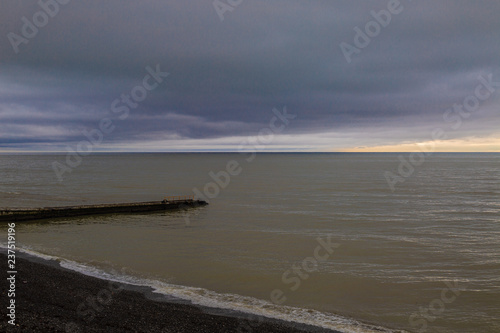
(3, 246), (406, 333)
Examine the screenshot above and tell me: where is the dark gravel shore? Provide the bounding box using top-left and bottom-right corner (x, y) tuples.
(1, 252), (338, 333)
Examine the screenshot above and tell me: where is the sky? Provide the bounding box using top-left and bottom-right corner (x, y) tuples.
(1, 0), (499, 152)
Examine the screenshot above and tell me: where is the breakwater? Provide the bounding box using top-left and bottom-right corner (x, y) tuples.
(0, 198), (207, 222)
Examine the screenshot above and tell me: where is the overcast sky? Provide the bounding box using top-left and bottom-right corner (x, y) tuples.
(1, 0), (499, 152)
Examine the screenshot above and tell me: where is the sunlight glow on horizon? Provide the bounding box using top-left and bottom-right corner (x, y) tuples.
(340, 136), (500, 153)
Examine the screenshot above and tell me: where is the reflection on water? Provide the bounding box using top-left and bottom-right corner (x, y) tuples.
(1, 153), (499, 332)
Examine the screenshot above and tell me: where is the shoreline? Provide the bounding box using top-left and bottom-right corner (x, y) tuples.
(0, 251), (339, 333)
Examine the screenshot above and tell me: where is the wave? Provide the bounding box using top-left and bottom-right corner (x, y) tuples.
(2, 246), (406, 333)
(0, 190), (22, 195)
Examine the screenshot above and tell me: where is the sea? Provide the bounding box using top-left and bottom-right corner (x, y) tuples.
(0, 153), (499, 333)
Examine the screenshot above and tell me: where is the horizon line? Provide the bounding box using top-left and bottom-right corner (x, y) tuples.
(0, 151), (499, 154)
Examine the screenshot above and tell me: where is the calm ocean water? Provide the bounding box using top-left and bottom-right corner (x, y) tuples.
(1, 153), (499, 332)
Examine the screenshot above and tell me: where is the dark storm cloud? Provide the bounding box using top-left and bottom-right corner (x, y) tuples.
(0, 0), (499, 150)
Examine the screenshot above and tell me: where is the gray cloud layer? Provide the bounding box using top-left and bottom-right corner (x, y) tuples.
(1, 0), (499, 151)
